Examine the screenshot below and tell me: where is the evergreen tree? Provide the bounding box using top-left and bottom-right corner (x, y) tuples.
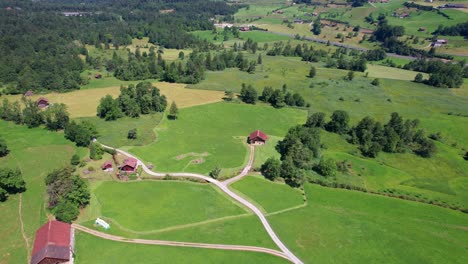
(308, 66), (316, 78)
(312, 19), (321, 35)
(168, 101), (179, 120)
(240, 84), (258, 104)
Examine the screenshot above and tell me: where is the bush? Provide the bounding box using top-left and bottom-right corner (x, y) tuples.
(0, 168), (26, 194)
(127, 128), (137, 140)
(371, 78), (380, 86)
(260, 158), (282, 181)
(209, 166), (221, 179)
(0, 188), (7, 202)
(0, 138), (9, 157)
(314, 158), (337, 177)
(54, 199), (79, 223)
(70, 154), (80, 166)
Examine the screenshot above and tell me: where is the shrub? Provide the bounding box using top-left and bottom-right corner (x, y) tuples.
(314, 158), (337, 177)
(127, 128), (137, 140)
(371, 78), (380, 86)
(70, 154), (80, 166)
(0, 137), (8, 157)
(209, 166), (221, 179)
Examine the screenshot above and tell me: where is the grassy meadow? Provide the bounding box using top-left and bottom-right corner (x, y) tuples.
(83, 181), (246, 232)
(231, 176), (305, 213)
(74, 231), (289, 264)
(0, 121), (81, 264)
(231, 176), (468, 264)
(188, 52), (468, 208)
(129, 102), (307, 174)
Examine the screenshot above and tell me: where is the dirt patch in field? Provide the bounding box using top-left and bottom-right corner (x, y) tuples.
(190, 158), (205, 164)
(175, 152), (209, 160)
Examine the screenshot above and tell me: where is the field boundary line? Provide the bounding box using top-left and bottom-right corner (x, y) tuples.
(266, 203), (308, 217)
(73, 224), (291, 262)
(96, 213), (252, 236)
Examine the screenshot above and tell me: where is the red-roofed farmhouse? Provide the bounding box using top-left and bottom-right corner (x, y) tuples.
(31, 220), (72, 264)
(120, 157), (137, 172)
(249, 130), (268, 145)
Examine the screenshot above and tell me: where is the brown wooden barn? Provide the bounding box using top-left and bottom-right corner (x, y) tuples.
(30, 220), (72, 264)
(249, 130), (268, 145)
(101, 161), (112, 170)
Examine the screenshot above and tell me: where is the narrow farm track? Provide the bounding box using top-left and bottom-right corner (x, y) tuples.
(73, 224), (291, 261)
(223, 144), (255, 186)
(19, 194), (31, 263)
(100, 143), (304, 264)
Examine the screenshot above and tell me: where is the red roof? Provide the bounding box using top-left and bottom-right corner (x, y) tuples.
(36, 97), (49, 104)
(123, 157), (137, 169)
(101, 161), (112, 169)
(249, 130), (268, 141)
(31, 221), (71, 264)
(24, 90), (34, 96)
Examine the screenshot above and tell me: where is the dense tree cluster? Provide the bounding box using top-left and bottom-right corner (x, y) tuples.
(347, 0), (368, 7)
(0, 98), (70, 130)
(64, 120), (98, 147)
(0, 168), (26, 202)
(404, 59), (466, 88)
(45, 166), (90, 223)
(260, 86), (306, 108)
(307, 111), (437, 158)
(434, 22), (468, 37)
(0, 0), (241, 93)
(97, 82), (167, 120)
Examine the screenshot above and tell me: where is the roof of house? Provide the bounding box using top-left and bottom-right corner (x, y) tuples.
(249, 130), (268, 141)
(31, 221), (71, 264)
(122, 157), (137, 168)
(102, 161), (112, 169)
(36, 97), (49, 103)
(24, 90), (34, 96)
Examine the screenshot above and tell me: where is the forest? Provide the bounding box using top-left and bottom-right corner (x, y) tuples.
(0, 0), (241, 93)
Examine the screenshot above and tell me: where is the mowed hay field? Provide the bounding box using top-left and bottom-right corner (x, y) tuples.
(5, 82), (224, 118)
(74, 231), (289, 264)
(0, 121), (80, 264)
(81, 181), (246, 232)
(129, 102), (307, 174)
(233, 178), (468, 264)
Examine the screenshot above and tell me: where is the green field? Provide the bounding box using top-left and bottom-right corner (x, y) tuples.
(0, 121), (81, 264)
(231, 176), (305, 213)
(231, 176), (468, 264)
(129, 102), (307, 174)
(267, 183), (468, 264)
(78, 114), (163, 148)
(86, 181), (246, 231)
(74, 231), (288, 264)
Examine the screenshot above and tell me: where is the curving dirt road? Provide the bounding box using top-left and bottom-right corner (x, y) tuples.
(73, 224), (290, 261)
(100, 143), (304, 264)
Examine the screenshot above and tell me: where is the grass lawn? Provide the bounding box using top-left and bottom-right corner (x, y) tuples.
(77, 114), (163, 148)
(366, 64), (429, 81)
(267, 183), (468, 264)
(0, 121), (80, 264)
(231, 176), (305, 213)
(85, 181), (246, 232)
(74, 231), (289, 264)
(129, 102), (307, 174)
(252, 136), (281, 169)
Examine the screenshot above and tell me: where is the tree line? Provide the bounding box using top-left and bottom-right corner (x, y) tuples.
(239, 84), (308, 108)
(405, 59), (467, 88)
